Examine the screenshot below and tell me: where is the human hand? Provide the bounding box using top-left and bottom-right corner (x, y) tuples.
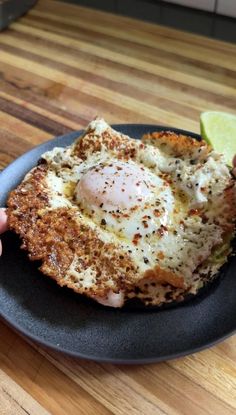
(0, 209), (8, 256)
(233, 155), (236, 177)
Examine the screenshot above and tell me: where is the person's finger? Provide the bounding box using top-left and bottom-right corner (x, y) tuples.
(0, 208), (8, 234)
(233, 155), (236, 168)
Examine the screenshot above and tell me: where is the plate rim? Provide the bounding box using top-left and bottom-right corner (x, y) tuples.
(2, 316), (235, 364)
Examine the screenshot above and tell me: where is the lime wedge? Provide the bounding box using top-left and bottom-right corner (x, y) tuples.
(200, 111), (236, 166)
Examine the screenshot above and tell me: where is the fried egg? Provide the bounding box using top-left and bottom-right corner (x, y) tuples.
(7, 118), (236, 307)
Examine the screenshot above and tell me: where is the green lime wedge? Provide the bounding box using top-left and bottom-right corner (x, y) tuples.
(200, 111), (236, 166)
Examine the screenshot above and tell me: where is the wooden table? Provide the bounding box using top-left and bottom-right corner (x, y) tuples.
(0, 1), (236, 413)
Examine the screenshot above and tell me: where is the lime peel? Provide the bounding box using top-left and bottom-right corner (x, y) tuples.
(200, 111), (236, 167)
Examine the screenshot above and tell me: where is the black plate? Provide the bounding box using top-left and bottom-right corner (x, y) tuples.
(0, 125), (235, 363)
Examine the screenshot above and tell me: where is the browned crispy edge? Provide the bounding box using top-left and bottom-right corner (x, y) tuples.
(141, 131), (211, 157)
(7, 164), (141, 297)
(74, 126), (139, 160)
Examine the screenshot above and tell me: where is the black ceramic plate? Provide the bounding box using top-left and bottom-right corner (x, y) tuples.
(0, 125), (235, 364)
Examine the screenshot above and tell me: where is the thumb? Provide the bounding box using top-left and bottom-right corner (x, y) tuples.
(0, 208), (8, 234)
(233, 155), (236, 168)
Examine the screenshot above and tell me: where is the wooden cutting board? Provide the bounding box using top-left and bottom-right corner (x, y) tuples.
(0, 1), (236, 414)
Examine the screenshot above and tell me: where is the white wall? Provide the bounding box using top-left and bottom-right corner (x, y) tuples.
(162, 0), (236, 17)
(217, 0), (236, 18)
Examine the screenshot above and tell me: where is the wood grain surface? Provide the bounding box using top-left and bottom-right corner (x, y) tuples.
(0, 1), (236, 414)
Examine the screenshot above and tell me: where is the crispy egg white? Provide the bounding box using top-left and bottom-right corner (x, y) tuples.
(39, 120), (235, 308)
(28, 118), (235, 307)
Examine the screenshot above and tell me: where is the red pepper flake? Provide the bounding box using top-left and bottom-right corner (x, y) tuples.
(137, 198), (142, 202)
(132, 233), (142, 245)
(122, 188), (125, 192)
(117, 166), (123, 171)
(188, 208), (199, 216)
(134, 233), (142, 239)
(157, 225), (168, 237)
(142, 221), (148, 228)
(136, 182), (140, 186)
(154, 209), (161, 217)
(139, 143), (145, 149)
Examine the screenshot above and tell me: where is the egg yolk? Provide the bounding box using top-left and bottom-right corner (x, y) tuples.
(75, 161), (153, 211)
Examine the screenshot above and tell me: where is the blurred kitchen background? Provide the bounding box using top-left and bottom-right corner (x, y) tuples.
(1, 0), (236, 42)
